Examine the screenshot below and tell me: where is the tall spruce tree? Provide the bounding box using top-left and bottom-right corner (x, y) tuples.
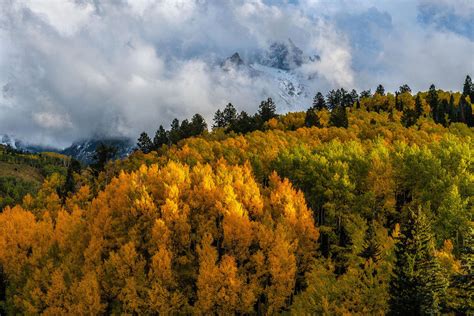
(258, 98), (277, 123)
(427, 84), (439, 123)
(389, 206), (448, 315)
(305, 107), (320, 127)
(137, 132), (153, 154)
(190, 113), (207, 136)
(312, 92), (327, 111)
(329, 105), (348, 128)
(169, 118), (181, 144)
(415, 94), (423, 118)
(462, 75), (472, 99)
(399, 84), (412, 94)
(376, 84), (385, 96)
(223, 103), (237, 126)
(213, 109), (226, 129)
(153, 125), (169, 149)
(360, 221), (381, 263)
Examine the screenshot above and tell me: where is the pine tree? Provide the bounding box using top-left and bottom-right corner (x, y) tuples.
(399, 84), (412, 94)
(180, 119), (191, 139)
(62, 158), (81, 199)
(258, 98), (277, 123)
(213, 109), (226, 129)
(389, 206), (448, 315)
(448, 95), (456, 123)
(427, 84), (439, 123)
(456, 225), (473, 313)
(376, 84), (385, 96)
(137, 132), (153, 154)
(360, 89), (372, 99)
(169, 118), (181, 144)
(190, 114), (207, 136)
(312, 92), (327, 111)
(231, 111), (257, 134)
(223, 103), (237, 126)
(329, 105), (348, 128)
(415, 94), (423, 118)
(91, 143), (117, 174)
(305, 107), (320, 127)
(360, 221), (381, 263)
(462, 75), (472, 98)
(153, 125), (169, 149)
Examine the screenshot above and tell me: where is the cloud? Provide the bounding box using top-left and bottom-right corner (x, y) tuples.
(0, 0), (472, 147)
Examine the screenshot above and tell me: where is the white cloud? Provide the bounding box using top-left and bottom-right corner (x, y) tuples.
(16, 0), (94, 36)
(0, 0), (472, 147)
(33, 112), (72, 129)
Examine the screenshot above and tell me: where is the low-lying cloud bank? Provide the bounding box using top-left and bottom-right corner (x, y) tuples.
(0, 0), (473, 147)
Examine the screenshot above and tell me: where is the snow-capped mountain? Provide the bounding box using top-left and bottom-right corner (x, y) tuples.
(61, 137), (135, 164)
(221, 40), (320, 110)
(1, 134), (135, 164)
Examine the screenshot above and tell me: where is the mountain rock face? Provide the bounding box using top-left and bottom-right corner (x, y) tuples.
(61, 137), (135, 164)
(221, 52), (245, 71)
(1, 134), (135, 164)
(261, 40), (304, 71)
(221, 40), (320, 109)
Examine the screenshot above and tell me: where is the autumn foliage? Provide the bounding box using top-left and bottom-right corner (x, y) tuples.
(0, 86), (473, 314)
(0, 161), (318, 314)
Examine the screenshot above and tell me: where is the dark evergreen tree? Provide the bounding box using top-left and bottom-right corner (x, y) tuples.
(349, 89), (359, 104)
(180, 119), (191, 139)
(326, 89), (343, 110)
(401, 108), (418, 128)
(438, 99), (448, 126)
(360, 89), (372, 99)
(389, 206), (448, 316)
(231, 111), (257, 134)
(91, 143), (118, 175)
(137, 132), (153, 154)
(376, 84), (385, 96)
(305, 107), (320, 127)
(395, 92), (402, 112)
(213, 109), (226, 129)
(399, 84), (412, 94)
(169, 118), (181, 144)
(62, 158), (81, 200)
(258, 98), (277, 123)
(450, 225), (474, 314)
(312, 92), (327, 111)
(153, 125), (169, 149)
(448, 95), (457, 123)
(329, 105), (348, 128)
(427, 84), (439, 122)
(360, 221), (381, 263)
(462, 75), (472, 99)
(189, 113), (207, 136)
(223, 103), (238, 126)
(415, 94), (423, 118)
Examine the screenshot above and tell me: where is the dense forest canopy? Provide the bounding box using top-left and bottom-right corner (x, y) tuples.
(0, 78), (473, 314)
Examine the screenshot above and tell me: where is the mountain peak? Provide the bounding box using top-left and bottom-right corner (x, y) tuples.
(221, 52), (245, 71)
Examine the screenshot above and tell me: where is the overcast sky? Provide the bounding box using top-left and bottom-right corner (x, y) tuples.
(1, 0), (473, 147)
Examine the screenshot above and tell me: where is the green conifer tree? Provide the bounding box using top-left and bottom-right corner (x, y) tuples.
(137, 132), (153, 154)
(389, 206), (448, 315)
(305, 107), (321, 127)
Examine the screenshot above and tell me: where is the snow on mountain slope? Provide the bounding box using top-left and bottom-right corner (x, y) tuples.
(249, 63), (310, 109)
(61, 137), (135, 164)
(220, 40), (319, 111)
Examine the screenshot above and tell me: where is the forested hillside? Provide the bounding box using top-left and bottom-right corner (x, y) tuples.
(0, 146), (69, 210)
(0, 79), (473, 314)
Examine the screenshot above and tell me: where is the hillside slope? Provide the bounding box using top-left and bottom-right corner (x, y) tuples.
(0, 145), (68, 209)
